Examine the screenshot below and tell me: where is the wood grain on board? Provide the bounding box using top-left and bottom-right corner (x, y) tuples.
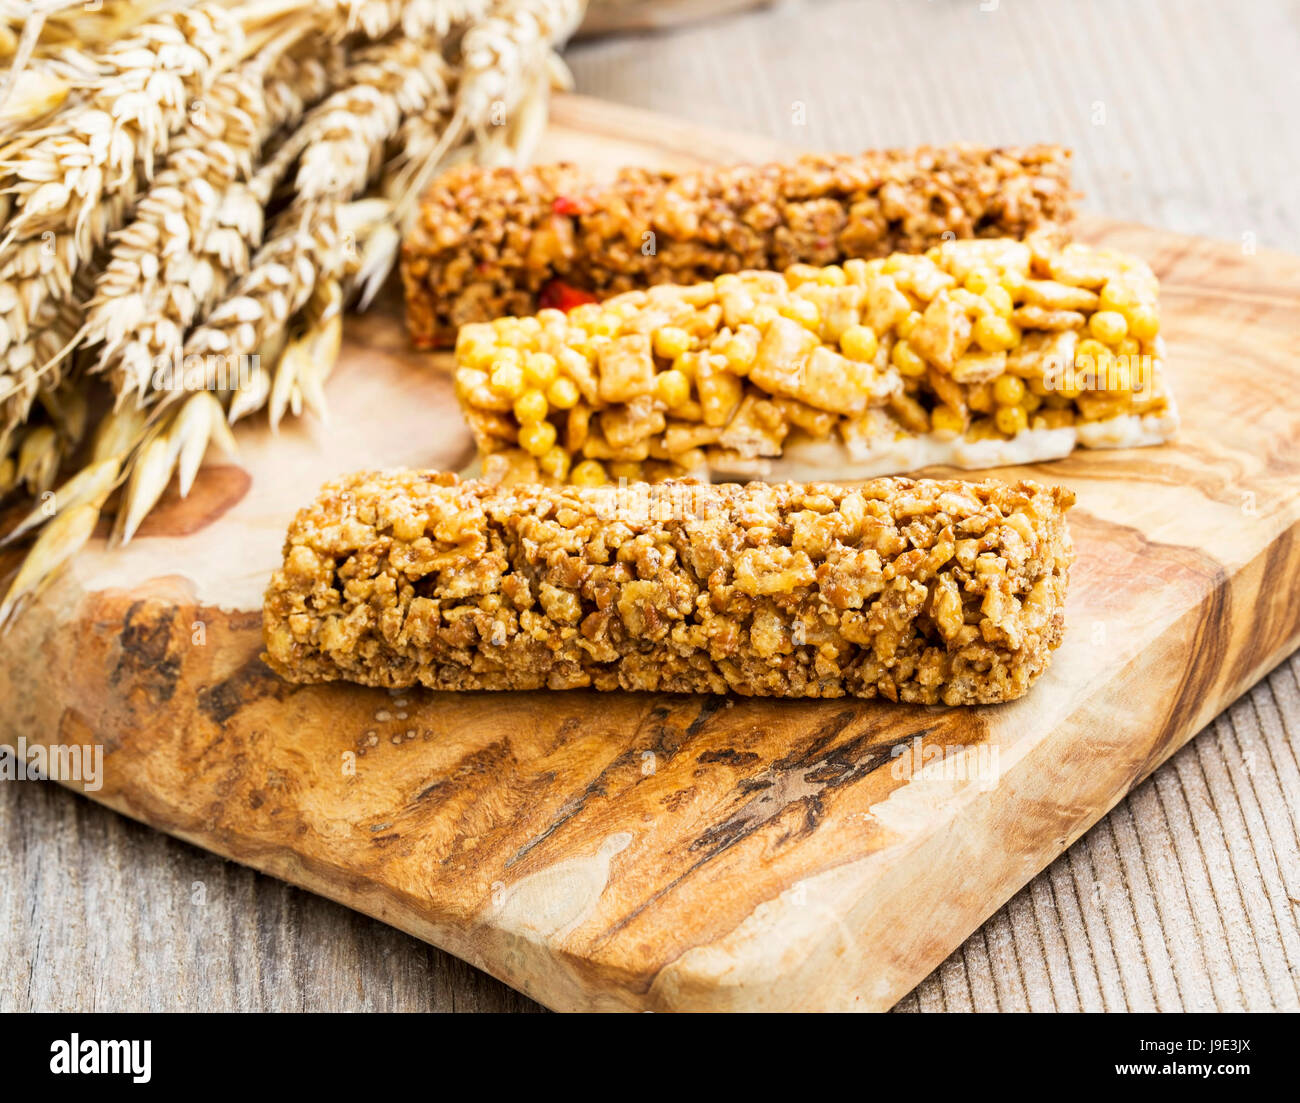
(2, 95), (1299, 1011)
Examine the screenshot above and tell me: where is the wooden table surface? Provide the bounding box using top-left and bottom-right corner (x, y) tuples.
(5, 0), (1299, 1013)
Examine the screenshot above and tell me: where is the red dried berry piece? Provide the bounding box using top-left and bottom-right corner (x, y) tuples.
(538, 279), (599, 313)
(551, 195), (589, 217)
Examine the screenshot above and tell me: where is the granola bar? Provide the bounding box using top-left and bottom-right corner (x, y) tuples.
(402, 144), (1075, 347)
(262, 471), (1075, 705)
(452, 235), (1177, 485)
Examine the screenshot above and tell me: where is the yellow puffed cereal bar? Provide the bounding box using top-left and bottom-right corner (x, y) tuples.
(453, 235), (1177, 485)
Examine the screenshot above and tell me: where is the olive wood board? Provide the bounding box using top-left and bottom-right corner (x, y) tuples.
(3, 94), (1299, 1012)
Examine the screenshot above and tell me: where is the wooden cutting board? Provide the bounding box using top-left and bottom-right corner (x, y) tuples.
(3, 95), (1299, 1013)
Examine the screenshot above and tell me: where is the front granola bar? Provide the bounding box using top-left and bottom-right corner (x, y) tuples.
(262, 471), (1075, 705)
(402, 144), (1075, 347)
(453, 236), (1177, 485)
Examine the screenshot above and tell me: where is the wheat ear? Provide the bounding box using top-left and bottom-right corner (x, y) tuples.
(188, 38), (451, 414)
(83, 42), (340, 402)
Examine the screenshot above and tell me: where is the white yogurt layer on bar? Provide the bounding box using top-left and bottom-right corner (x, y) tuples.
(707, 396), (1180, 482)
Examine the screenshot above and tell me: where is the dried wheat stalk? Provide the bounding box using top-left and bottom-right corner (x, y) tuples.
(190, 36), (451, 421)
(0, 2), (248, 432)
(384, 0), (580, 220)
(1, 3), (245, 244)
(0, 0), (586, 625)
(214, 0), (584, 434)
(0, 1), (83, 107)
(0, 291), (81, 455)
(0, 2), (351, 423)
(90, 35), (452, 543)
(323, 0), (493, 41)
(0, 66), (71, 138)
(220, 0), (585, 432)
(0, 5), (476, 428)
(84, 42), (341, 402)
(0, 1), (173, 64)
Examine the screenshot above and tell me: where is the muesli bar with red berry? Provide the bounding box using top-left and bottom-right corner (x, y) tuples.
(401, 144), (1075, 348)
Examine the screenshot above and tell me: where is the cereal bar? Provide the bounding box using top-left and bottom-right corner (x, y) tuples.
(402, 144), (1075, 347)
(262, 470), (1075, 705)
(452, 235), (1177, 484)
